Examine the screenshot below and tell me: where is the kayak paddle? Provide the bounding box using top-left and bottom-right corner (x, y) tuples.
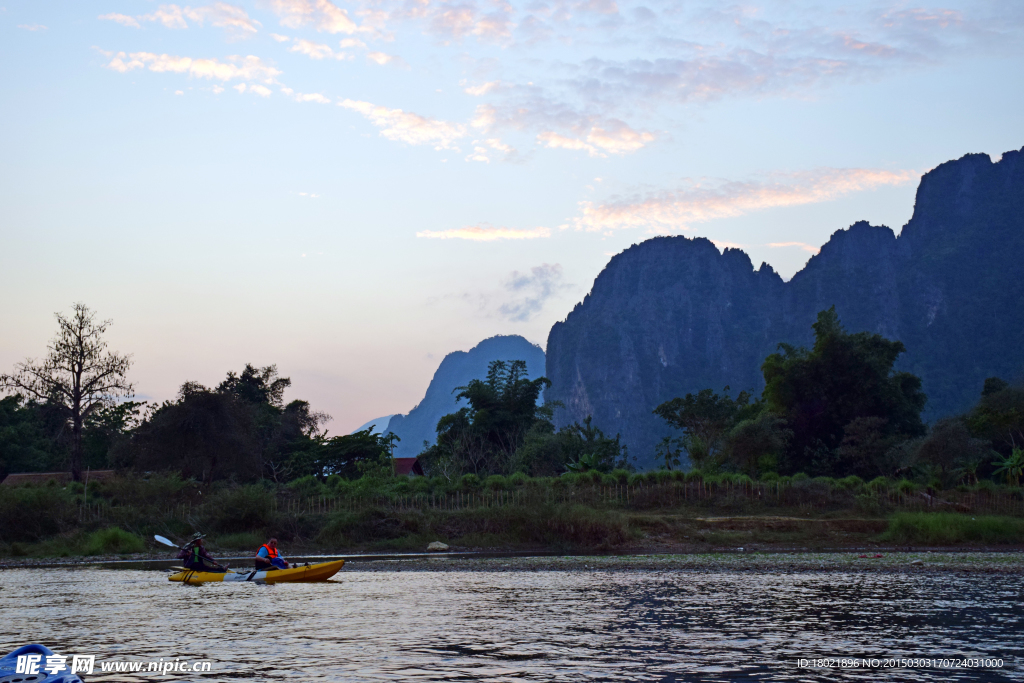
(155, 534), (232, 572)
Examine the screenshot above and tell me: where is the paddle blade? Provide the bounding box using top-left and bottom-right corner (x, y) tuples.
(154, 535), (179, 548)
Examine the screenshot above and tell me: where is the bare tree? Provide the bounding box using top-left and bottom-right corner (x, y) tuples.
(1, 303), (133, 480)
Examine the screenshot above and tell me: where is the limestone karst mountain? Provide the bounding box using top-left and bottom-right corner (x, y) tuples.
(384, 335), (546, 458)
(545, 148), (1024, 468)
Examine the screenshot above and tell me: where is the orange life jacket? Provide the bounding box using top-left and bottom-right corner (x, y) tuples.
(260, 543), (279, 559)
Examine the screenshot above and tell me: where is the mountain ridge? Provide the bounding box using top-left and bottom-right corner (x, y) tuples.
(546, 148), (1024, 468)
(384, 335), (546, 458)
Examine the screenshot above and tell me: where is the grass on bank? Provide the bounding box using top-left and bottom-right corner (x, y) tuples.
(881, 513), (1024, 545)
(1, 471), (1022, 558)
(6, 527), (147, 558)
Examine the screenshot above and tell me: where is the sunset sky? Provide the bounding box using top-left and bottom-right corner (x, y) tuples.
(1, 0), (1022, 432)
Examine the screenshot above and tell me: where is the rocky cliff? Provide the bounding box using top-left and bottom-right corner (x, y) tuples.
(385, 335), (546, 458)
(546, 148), (1024, 468)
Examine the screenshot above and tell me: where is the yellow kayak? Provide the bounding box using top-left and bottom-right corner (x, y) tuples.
(169, 560), (345, 585)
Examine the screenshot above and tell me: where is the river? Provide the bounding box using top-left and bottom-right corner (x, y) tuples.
(1, 564), (1021, 681)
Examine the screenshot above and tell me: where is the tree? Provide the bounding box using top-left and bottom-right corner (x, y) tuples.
(965, 377), (1024, 456)
(419, 360), (551, 476)
(0, 394), (68, 476)
(557, 416), (628, 474)
(124, 382), (262, 483)
(218, 364), (291, 407)
(118, 364), (330, 483)
(761, 307), (926, 475)
(653, 387), (755, 471)
(724, 412), (791, 477)
(992, 448), (1024, 487)
(291, 428), (397, 480)
(82, 400), (146, 470)
(910, 417), (994, 487)
(1, 304), (133, 480)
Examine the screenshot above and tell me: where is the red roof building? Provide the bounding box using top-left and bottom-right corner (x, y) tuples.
(392, 458), (425, 476)
(1, 470), (116, 486)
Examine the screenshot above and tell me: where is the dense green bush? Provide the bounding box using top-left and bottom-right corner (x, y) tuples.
(84, 527), (145, 555)
(459, 473), (482, 490)
(484, 475), (508, 490)
(0, 486), (77, 542)
(205, 484), (275, 532)
(882, 513), (1024, 544)
(214, 532), (265, 551)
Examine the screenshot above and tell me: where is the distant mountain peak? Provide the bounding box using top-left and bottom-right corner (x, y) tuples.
(384, 334), (545, 458)
(546, 146), (1024, 468)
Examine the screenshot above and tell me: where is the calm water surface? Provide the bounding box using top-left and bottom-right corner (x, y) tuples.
(1, 565), (1021, 681)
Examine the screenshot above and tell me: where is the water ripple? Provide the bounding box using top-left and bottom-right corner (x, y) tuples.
(0, 568), (1021, 682)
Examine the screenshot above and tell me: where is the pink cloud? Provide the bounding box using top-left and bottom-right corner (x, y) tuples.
(339, 99), (466, 150)
(570, 168), (918, 232)
(537, 121), (654, 157)
(289, 38), (338, 59)
(768, 242), (821, 253)
(100, 3), (259, 33)
(104, 51), (281, 83)
(270, 0), (362, 34)
(99, 13), (141, 28)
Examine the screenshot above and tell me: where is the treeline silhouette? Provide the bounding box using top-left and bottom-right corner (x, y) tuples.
(1, 307), (1022, 490)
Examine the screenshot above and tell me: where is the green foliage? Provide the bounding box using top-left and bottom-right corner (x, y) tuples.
(654, 386), (756, 470)
(214, 532), (265, 551)
(419, 360), (554, 477)
(896, 479), (917, 495)
(508, 471), (528, 487)
(484, 474), (509, 490)
(5, 470), (1024, 557)
(322, 429), (397, 480)
(311, 503), (633, 550)
(0, 394), (67, 476)
(83, 527), (145, 555)
(0, 485), (77, 542)
(761, 307), (927, 476)
(217, 364), (291, 407)
(287, 475), (327, 499)
(836, 475), (865, 491)
(965, 378), (1024, 455)
(115, 365), (332, 483)
(882, 513), (1024, 545)
(724, 412), (791, 477)
(912, 418), (994, 486)
(81, 401), (145, 471)
(516, 415), (629, 476)
(205, 484), (275, 532)
(558, 416), (628, 474)
(0, 303), (134, 480)
(991, 448), (1024, 487)
(120, 382), (263, 482)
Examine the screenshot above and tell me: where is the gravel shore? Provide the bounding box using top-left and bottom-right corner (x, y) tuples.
(6, 550), (1021, 574)
(342, 551), (1024, 574)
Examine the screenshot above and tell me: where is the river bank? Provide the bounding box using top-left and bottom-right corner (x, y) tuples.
(3, 549), (1024, 574)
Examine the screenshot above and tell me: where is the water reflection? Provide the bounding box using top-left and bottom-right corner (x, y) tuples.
(1, 567), (1021, 681)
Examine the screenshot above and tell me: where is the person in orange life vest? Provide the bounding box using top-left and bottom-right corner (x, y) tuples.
(255, 538), (290, 570)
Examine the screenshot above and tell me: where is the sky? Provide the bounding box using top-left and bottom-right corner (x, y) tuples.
(1, 0), (1022, 433)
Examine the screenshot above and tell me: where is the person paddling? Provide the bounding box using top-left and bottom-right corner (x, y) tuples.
(255, 538), (290, 570)
(178, 534), (227, 573)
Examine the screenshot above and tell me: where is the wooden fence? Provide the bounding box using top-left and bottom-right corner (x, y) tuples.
(73, 480), (1024, 524)
(261, 482), (1024, 517)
